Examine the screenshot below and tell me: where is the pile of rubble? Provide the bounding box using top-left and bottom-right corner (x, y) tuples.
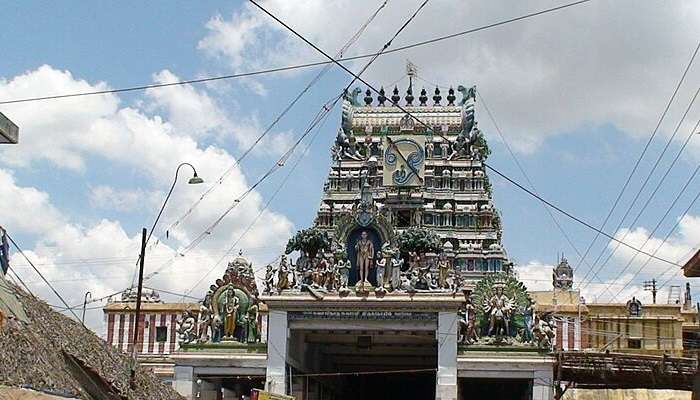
(0, 278), (183, 399)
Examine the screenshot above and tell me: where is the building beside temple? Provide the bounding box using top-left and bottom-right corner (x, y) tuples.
(105, 77), (700, 400)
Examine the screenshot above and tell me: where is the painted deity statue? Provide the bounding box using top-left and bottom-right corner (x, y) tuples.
(355, 231), (374, 286)
(523, 301), (535, 343)
(323, 259), (336, 290)
(437, 257), (450, 289)
(276, 255), (291, 290)
(222, 286), (240, 338)
(264, 264), (275, 294)
(197, 301), (212, 342)
(246, 304), (259, 343)
(176, 310), (197, 344)
(375, 257), (386, 288)
(483, 282), (514, 337)
(311, 257), (324, 288)
(390, 253), (404, 290)
(337, 259), (351, 288)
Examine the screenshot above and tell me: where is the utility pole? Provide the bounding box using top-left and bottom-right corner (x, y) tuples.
(129, 227), (147, 388)
(644, 279), (658, 304)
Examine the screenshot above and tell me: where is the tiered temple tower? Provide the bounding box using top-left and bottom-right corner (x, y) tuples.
(313, 83), (510, 286)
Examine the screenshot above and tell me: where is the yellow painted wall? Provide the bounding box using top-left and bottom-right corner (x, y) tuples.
(562, 389), (690, 400)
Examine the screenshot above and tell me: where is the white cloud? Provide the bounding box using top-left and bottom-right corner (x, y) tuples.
(145, 69), (231, 138)
(0, 65), (296, 333)
(0, 65), (119, 170)
(198, 0), (700, 153)
(89, 185), (162, 212)
(0, 169), (65, 234)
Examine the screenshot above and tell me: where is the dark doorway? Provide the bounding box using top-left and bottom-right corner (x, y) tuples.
(346, 226), (382, 286)
(459, 378), (531, 400)
(337, 371), (435, 400)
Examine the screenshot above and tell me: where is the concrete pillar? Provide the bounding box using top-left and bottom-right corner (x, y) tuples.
(532, 368), (553, 400)
(266, 310), (288, 395)
(436, 311), (458, 400)
(173, 366), (196, 400)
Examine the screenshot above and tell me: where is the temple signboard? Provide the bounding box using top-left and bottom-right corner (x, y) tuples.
(288, 310), (436, 320)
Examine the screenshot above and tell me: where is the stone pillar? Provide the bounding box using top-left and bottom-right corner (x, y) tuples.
(532, 368), (553, 400)
(173, 366), (196, 400)
(266, 310), (288, 395)
(436, 311), (458, 400)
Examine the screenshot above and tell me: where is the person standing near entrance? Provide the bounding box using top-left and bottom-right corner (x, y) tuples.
(355, 231), (375, 287)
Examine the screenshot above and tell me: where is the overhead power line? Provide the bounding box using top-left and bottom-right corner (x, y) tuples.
(5, 233), (83, 322)
(607, 170), (700, 302)
(163, 0), (431, 299)
(576, 38), (700, 287)
(153, 0), (391, 249)
(580, 87), (700, 291)
(249, 0), (681, 271)
(477, 89), (606, 285)
(582, 112), (700, 292)
(0, 0), (592, 106)
(483, 163), (683, 268)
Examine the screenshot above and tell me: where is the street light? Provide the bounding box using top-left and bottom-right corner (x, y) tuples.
(81, 291), (92, 325)
(130, 162), (203, 388)
(145, 162), (204, 247)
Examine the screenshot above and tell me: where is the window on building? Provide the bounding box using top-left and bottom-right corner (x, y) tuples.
(156, 326), (168, 342)
(627, 339), (642, 349)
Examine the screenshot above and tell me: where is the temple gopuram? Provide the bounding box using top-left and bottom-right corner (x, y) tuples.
(103, 75), (700, 400)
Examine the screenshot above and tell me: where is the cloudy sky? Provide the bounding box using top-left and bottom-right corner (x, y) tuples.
(2, 0), (700, 332)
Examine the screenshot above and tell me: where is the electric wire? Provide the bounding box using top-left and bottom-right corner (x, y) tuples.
(176, 0), (432, 299)
(141, 94), (340, 283)
(477, 89), (605, 285)
(6, 233), (83, 322)
(254, 0), (684, 269)
(178, 98), (336, 301)
(576, 39), (700, 288)
(154, 0), (391, 246)
(580, 94), (700, 291)
(598, 164), (700, 302)
(483, 163), (684, 268)
(0, 0), (592, 105)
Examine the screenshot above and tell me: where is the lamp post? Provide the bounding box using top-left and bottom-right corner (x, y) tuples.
(81, 291), (92, 325)
(130, 162), (203, 387)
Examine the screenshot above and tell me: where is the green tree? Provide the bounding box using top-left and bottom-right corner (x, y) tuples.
(285, 227), (331, 259)
(396, 227), (442, 255)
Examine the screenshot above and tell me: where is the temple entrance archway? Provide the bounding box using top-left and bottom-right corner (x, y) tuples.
(345, 226), (382, 286)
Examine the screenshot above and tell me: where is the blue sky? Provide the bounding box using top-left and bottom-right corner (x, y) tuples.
(2, 0), (700, 331)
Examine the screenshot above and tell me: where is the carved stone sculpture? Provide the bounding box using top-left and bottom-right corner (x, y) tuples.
(176, 310), (197, 345)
